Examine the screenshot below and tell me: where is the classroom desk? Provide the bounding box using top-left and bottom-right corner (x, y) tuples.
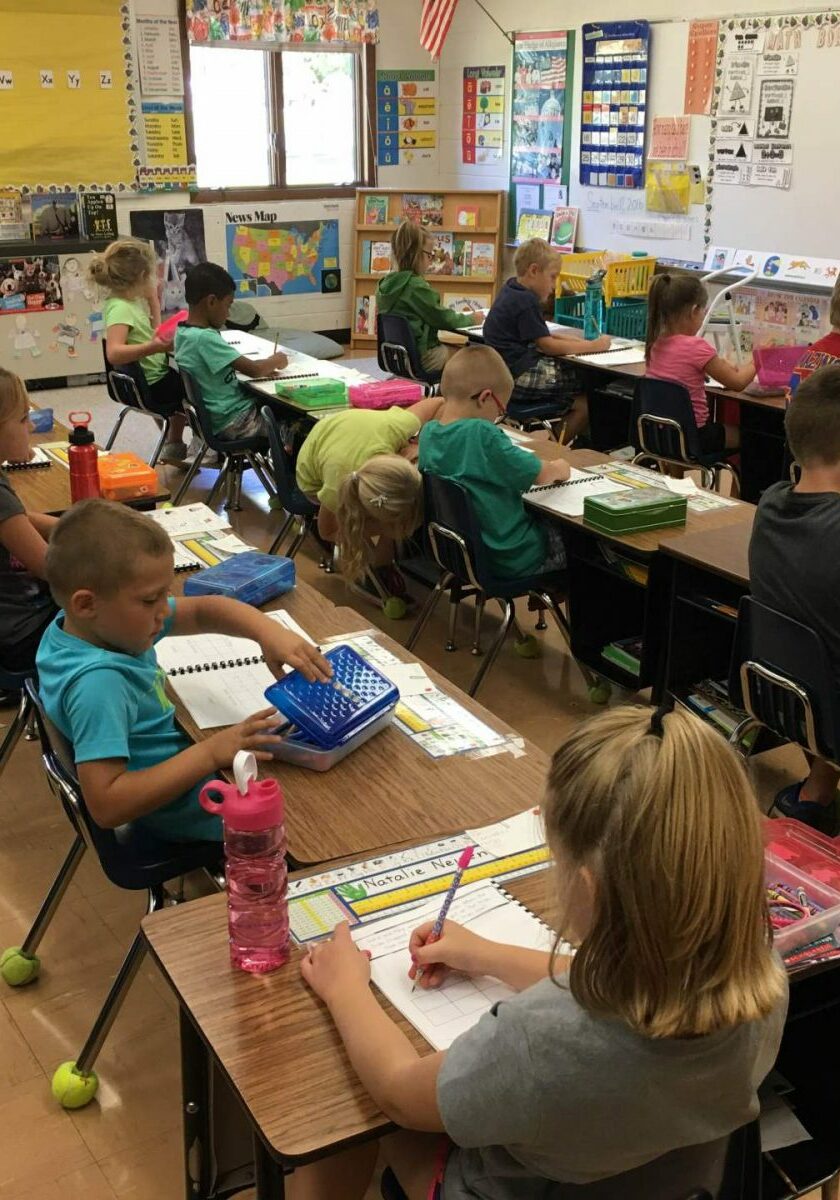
(14, 416), (171, 515)
(168, 581), (548, 866)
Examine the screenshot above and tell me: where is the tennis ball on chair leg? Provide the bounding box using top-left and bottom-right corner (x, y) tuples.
(0, 946), (40, 987)
(51, 1061), (99, 1109)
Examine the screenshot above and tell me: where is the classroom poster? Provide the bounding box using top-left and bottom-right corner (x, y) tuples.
(136, 15), (184, 95)
(224, 216), (340, 298)
(462, 66), (505, 165)
(579, 20), (651, 190)
(0, 255), (62, 316)
(719, 57), (755, 115)
(138, 102), (196, 190)
(756, 79), (794, 138)
(511, 32), (569, 185)
(185, 0), (379, 45)
(650, 116), (691, 160)
(376, 70), (437, 167)
(129, 209), (207, 313)
(684, 20), (719, 115)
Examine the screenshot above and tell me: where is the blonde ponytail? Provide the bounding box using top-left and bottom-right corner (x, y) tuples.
(336, 454), (423, 582)
(88, 237), (155, 296)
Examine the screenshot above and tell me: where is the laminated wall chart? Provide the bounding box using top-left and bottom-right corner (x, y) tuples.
(462, 66), (506, 164)
(376, 70), (437, 168)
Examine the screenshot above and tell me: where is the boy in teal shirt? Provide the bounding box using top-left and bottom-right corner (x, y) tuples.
(174, 262), (289, 440)
(37, 500), (330, 842)
(418, 345), (571, 580)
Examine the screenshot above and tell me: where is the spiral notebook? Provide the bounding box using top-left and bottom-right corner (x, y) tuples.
(2, 446), (51, 471)
(524, 468), (626, 517)
(352, 880), (568, 1050)
(157, 610), (314, 729)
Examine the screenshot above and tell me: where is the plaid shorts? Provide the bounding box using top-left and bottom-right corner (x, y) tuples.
(216, 405), (269, 442)
(511, 354), (584, 413)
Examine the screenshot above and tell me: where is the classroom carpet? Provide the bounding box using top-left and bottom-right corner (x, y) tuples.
(0, 367), (815, 1200)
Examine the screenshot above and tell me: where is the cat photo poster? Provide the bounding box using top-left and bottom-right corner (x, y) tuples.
(128, 209), (207, 313)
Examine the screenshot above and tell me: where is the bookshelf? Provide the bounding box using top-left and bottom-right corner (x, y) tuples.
(351, 188), (505, 349)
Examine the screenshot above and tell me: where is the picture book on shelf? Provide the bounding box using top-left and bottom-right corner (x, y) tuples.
(31, 193), (80, 241)
(456, 205), (479, 227)
(402, 193), (444, 227)
(81, 193), (118, 241)
(427, 232), (454, 274)
(360, 240), (371, 273)
(516, 209), (553, 243)
(355, 295), (372, 334)
(471, 241), (496, 277)
(0, 190), (27, 242)
(370, 241), (392, 274)
(452, 239), (472, 276)
(443, 293), (490, 314)
(550, 206), (579, 253)
(363, 194), (389, 225)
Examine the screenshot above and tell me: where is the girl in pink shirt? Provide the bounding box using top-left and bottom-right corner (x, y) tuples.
(645, 274), (756, 453)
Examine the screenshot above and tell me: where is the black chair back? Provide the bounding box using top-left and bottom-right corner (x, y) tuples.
(260, 406), (318, 519)
(179, 365), (264, 453)
(423, 472), (495, 592)
(101, 340), (153, 411)
(377, 313), (439, 385)
(634, 377), (702, 463)
(25, 680), (221, 890)
(728, 596), (840, 763)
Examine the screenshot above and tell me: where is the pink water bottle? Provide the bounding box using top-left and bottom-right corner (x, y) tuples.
(200, 752), (289, 973)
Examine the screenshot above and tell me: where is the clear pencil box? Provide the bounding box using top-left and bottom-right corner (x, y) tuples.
(183, 551), (295, 606)
(264, 644), (399, 764)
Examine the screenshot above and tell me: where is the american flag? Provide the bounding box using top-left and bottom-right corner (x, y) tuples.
(541, 56), (567, 89)
(420, 0), (459, 60)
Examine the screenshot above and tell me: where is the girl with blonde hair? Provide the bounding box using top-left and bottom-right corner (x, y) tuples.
(89, 237), (190, 465)
(376, 220), (480, 375)
(0, 369), (57, 675)
(297, 704), (787, 1200)
(336, 454), (423, 585)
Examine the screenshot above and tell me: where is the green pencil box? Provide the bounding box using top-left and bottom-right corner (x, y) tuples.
(583, 487), (687, 534)
(274, 380), (348, 409)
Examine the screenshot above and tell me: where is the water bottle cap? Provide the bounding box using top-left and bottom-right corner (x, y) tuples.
(68, 410), (94, 445)
(199, 765), (284, 831)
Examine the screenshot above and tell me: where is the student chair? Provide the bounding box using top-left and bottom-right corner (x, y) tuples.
(376, 314), (442, 390)
(727, 596), (840, 768)
(0, 665), (36, 777)
(405, 473), (603, 700)
(632, 378), (737, 493)
(498, 401), (568, 443)
(172, 366), (276, 510)
(260, 405), (334, 565)
(101, 341), (171, 467)
(0, 681), (223, 1109)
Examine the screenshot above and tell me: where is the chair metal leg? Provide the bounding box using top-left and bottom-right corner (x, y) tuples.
(206, 459), (230, 509)
(18, 835), (86, 959)
(104, 406), (130, 450)
(285, 520), (310, 560)
(0, 688), (31, 776)
(729, 716), (762, 756)
(535, 591), (600, 693)
(405, 573), (452, 652)
(148, 418), (169, 468)
(472, 596), (486, 655)
(446, 590), (460, 652)
(468, 599), (515, 697)
(534, 605), (548, 631)
(73, 886), (163, 1076)
(268, 513), (295, 556)
(246, 452), (277, 498)
(172, 443), (207, 505)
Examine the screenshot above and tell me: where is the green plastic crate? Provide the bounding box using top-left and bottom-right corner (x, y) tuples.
(605, 299), (648, 340)
(553, 294), (586, 328)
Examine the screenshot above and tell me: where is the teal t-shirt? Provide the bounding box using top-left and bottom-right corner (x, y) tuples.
(174, 324), (251, 434)
(418, 419), (545, 580)
(102, 295), (168, 385)
(35, 599), (221, 843)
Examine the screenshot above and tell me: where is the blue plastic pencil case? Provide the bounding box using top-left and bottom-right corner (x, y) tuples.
(264, 644), (399, 751)
(183, 551), (295, 606)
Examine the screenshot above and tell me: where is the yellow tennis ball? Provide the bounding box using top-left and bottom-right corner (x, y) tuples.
(514, 634), (541, 659)
(0, 947), (40, 987)
(51, 1062), (99, 1109)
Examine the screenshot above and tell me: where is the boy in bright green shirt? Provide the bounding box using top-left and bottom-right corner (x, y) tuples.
(418, 345), (571, 580)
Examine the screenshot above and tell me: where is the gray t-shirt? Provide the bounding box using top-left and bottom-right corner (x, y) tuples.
(0, 472), (53, 652)
(437, 973), (787, 1200)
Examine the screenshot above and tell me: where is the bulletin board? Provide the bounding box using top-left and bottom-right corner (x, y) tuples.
(0, 0), (138, 191)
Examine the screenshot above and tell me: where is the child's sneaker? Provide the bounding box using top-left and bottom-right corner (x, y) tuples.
(773, 781), (840, 835)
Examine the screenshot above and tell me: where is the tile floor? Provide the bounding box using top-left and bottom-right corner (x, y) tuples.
(0, 374), (816, 1198)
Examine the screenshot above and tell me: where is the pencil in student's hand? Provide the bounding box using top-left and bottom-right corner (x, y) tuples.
(412, 845), (475, 992)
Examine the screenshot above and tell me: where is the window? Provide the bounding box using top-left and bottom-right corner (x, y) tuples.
(187, 44), (373, 197)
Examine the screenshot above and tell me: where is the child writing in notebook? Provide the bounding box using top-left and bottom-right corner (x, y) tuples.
(90, 238), (190, 467)
(645, 273), (756, 453)
(174, 263), (289, 442)
(0, 368), (57, 675)
(36, 500), (330, 842)
(298, 705), (787, 1200)
(419, 344), (570, 579)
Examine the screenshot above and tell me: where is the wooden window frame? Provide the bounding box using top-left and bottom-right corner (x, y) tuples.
(179, 15), (376, 204)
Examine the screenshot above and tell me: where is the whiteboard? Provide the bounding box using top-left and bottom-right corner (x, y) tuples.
(709, 11), (840, 261)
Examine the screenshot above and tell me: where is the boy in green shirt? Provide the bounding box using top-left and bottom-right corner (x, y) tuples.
(418, 345), (571, 580)
(174, 263), (289, 440)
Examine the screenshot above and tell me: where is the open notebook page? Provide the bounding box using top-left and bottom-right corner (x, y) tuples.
(352, 881), (564, 1051)
(524, 469), (627, 518)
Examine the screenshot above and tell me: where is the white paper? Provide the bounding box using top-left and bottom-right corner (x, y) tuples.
(353, 882), (558, 1050)
(467, 809), (546, 859)
(2, 445), (50, 468)
(757, 78), (794, 138)
(136, 15), (184, 95)
(720, 57), (756, 116)
(758, 49), (798, 76)
(168, 662), (277, 729)
(524, 471), (627, 518)
(373, 661), (435, 698)
(208, 533), (253, 556)
(148, 503), (230, 540)
(157, 610), (313, 676)
(568, 347), (646, 366)
(723, 28), (764, 55)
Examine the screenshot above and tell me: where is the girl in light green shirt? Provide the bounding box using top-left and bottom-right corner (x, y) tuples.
(89, 238), (189, 465)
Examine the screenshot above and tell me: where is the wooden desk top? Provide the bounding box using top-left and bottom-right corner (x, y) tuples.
(657, 516), (753, 587)
(141, 859), (554, 1164)
(170, 581), (549, 866)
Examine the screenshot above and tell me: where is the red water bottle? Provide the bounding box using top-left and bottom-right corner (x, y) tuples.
(67, 411), (101, 503)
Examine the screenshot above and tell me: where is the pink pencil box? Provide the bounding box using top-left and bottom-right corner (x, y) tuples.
(349, 379), (424, 410)
(155, 309), (188, 342)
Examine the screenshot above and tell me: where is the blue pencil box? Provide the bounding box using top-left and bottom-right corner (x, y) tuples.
(264, 644), (399, 751)
(183, 551), (295, 606)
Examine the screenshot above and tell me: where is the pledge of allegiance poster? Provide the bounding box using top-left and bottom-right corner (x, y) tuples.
(510, 32), (569, 184)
